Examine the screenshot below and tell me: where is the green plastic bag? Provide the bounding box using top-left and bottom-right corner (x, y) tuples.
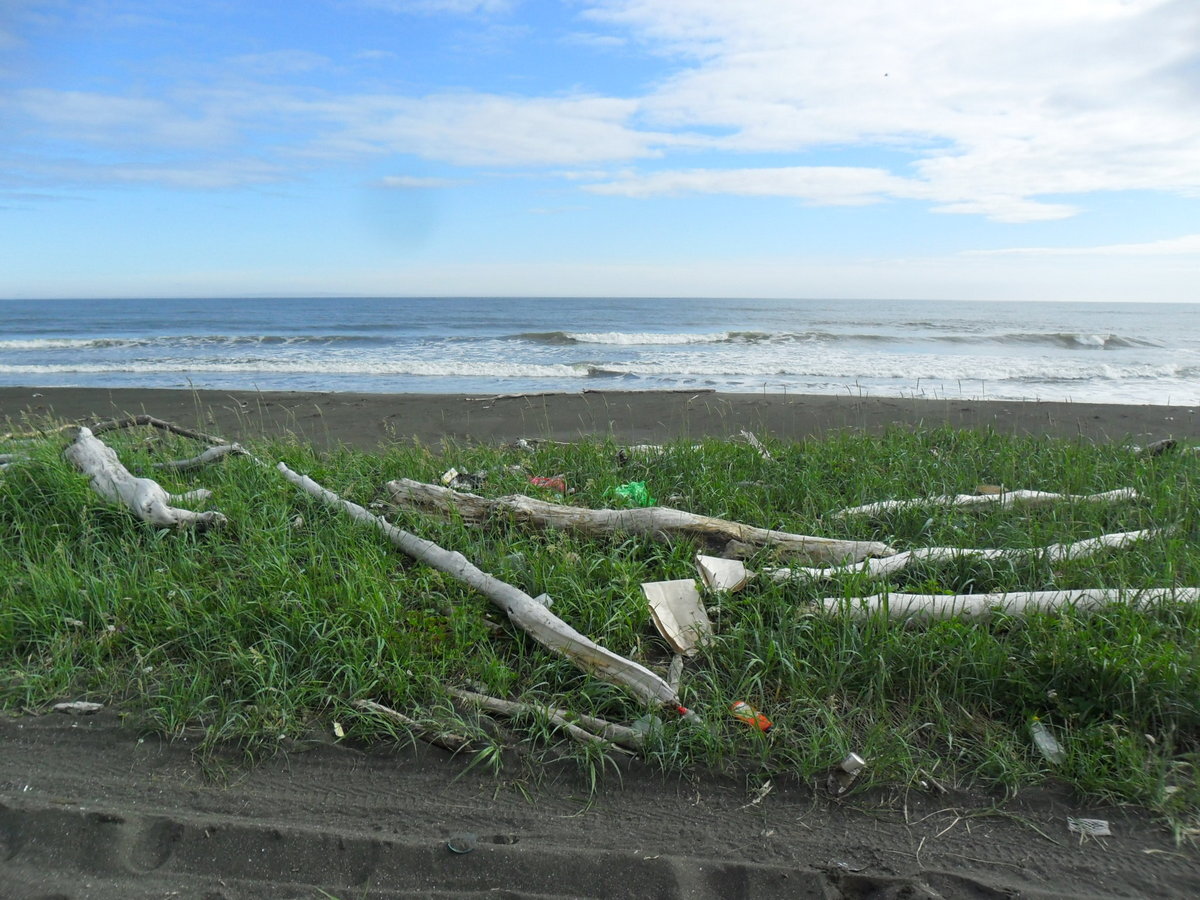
(609, 480), (655, 507)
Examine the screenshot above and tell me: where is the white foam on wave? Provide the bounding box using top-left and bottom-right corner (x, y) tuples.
(0, 360), (593, 378)
(565, 331), (737, 345)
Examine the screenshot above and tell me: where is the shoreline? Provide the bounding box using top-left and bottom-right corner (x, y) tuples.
(2, 385), (1196, 449)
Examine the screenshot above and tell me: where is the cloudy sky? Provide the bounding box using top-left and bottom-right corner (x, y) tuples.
(2, 0), (1198, 300)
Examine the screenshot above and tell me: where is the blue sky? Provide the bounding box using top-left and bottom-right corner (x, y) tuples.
(2, 0), (1199, 300)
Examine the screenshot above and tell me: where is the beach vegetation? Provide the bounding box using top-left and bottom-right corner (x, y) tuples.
(2, 421), (1199, 828)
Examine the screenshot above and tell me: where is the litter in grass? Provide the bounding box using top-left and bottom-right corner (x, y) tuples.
(729, 701), (772, 732)
(827, 752), (867, 796)
(695, 554), (751, 593)
(446, 833), (477, 854)
(610, 480), (655, 506)
(52, 701), (103, 715)
(1030, 719), (1067, 765)
(1068, 818), (1112, 837)
(528, 475), (568, 493)
(642, 579), (713, 657)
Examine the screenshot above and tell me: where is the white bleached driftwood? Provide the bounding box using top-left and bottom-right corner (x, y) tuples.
(63, 427), (226, 529)
(818, 587), (1200, 620)
(279, 464), (689, 714)
(769, 528), (1168, 582)
(385, 478), (892, 564)
(830, 487), (1137, 519)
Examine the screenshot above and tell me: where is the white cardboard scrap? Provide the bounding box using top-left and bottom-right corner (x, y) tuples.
(641, 579), (713, 656)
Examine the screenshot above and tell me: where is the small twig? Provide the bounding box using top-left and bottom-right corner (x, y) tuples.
(351, 699), (470, 752)
(446, 687), (640, 751)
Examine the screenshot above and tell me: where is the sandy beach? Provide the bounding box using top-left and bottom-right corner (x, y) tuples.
(3, 385), (1200, 898)
(3, 386), (1197, 448)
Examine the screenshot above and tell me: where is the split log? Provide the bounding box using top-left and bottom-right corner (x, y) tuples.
(385, 478), (893, 564)
(769, 528), (1167, 582)
(446, 687), (643, 751)
(64, 427), (226, 529)
(830, 487), (1137, 519)
(279, 464), (688, 713)
(818, 587), (1200, 620)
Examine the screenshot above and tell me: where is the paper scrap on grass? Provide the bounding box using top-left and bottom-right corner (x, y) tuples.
(695, 554), (752, 593)
(642, 579), (713, 657)
(1068, 818), (1112, 837)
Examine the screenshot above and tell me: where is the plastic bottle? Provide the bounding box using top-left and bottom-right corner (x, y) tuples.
(729, 700), (773, 732)
(1029, 718), (1066, 765)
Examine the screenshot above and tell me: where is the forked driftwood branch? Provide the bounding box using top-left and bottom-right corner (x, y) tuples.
(64, 427), (227, 529)
(819, 587), (1200, 620)
(385, 478), (892, 564)
(767, 528), (1169, 582)
(279, 464), (688, 713)
(830, 487), (1137, 519)
(446, 687), (643, 751)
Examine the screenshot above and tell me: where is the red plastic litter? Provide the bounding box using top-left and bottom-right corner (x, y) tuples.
(528, 476), (567, 493)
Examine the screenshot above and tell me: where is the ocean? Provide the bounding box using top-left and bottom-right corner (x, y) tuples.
(1, 297), (1197, 405)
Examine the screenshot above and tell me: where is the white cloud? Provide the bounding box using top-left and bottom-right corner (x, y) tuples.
(359, 0), (515, 15)
(968, 234), (1200, 257)
(378, 175), (464, 188)
(577, 0), (1200, 219)
(585, 166), (1079, 222)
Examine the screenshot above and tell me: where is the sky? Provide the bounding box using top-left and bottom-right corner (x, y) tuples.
(2, 0), (1199, 301)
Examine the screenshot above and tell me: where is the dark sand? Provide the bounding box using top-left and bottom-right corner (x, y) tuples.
(2, 386), (1197, 448)
(3, 386), (1199, 898)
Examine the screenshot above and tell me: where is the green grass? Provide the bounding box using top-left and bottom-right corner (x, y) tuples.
(2, 421), (1199, 827)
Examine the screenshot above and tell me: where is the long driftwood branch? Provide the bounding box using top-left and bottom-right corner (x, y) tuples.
(818, 587), (1200, 620)
(830, 487), (1138, 519)
(446, 687), (642, 751)
(280, 464), (688, 713)
(385, 478), (892, 564)
(64, 427), (226, 529)
(89, 414), (229, 445)
(768, 528), (1168, 582)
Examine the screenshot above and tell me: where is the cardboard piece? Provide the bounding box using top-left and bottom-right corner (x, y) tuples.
(695, 554), (751, 593)
(641, 579), (713, 657)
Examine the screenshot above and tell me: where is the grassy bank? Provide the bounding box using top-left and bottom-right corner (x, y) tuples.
(2, 421), (1198, 826)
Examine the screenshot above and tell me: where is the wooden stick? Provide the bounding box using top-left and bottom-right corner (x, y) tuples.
(64, 427), (226, 529)
(386, 478), (893, 564)
(818, 587), (1200, 620)
(830, 488), (1137, 519)
(770, 528), (1168, 582)
(153, 444), (247, 471)
(351, 699), (470, 752)
(446, 687), (640, 751)
(88, 414), (229, 446)
(280, 464), (688, 712)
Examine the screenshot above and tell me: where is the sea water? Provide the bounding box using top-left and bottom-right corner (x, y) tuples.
(0, 297), (1196, 405)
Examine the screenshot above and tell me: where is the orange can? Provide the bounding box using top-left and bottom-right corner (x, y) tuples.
(729, 700), (773, 732)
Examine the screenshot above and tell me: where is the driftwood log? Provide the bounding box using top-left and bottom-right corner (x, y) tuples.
(385, 478), (892, 564)
(819, 587), (1200, 620)
(64, 427), (226, 529)
(280, 464), (689, 713)
(830, 487), (1137, 519)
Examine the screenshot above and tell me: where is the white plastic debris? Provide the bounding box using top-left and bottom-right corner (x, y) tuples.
(1068, 818), (1112, 837)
